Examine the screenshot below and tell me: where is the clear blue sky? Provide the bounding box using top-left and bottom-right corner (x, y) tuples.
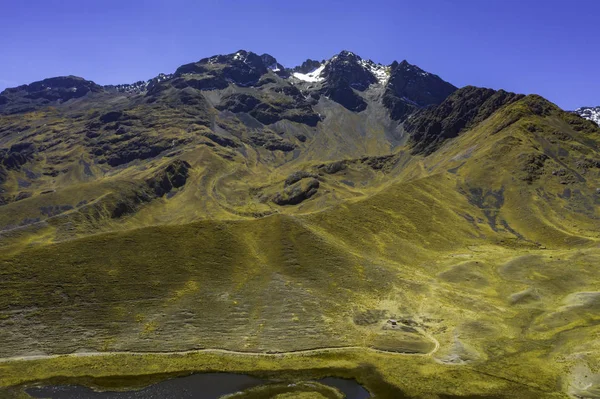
(1, 0), (598, 110)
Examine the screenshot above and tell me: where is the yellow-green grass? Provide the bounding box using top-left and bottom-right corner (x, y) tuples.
(0, 94), (599, 399)
(0, 348), (569, 398)
(0, 203), (598, 397)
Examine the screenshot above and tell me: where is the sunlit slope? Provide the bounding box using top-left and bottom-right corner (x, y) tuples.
(2, 92), (596, 252)
(1, 170), (599, 397)
(421, 95), (600, 246)
(0, 169), (509, 358)
(0, 210), (438, 357)
(0, 102), (412, 247)
(2, 94), (600, 357)
(0, 118), (599, 396)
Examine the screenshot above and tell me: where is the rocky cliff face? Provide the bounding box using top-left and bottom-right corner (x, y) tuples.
(405, 86), (524, 154)
(383, 60), (458, 120)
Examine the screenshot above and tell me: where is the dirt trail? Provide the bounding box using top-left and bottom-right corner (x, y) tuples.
(0, 338), (440, 364)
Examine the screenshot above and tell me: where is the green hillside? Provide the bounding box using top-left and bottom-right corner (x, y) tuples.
(0, 51), (599, 398)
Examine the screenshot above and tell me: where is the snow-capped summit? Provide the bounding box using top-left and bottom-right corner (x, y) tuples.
(575, 106), (600, 126)
(321, 50), (380, 90)
(358, 59), (391, 85)
(0, 49), (457, 117)
(286, 51), (457, 113)
(290, 51), (390, 88)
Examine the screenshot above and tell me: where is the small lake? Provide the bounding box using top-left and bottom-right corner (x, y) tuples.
(26, 373), (370, 399)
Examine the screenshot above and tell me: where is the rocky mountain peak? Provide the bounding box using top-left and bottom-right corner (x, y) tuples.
(292, 59), (323, 74)
(382, 59), (457, 120)
(290, 51), (390, 90)
(230, 50), (266, 69)
(196, 50), (285, 75)
(331, 50), (361, 62)
(173, 50), (275, 87)
(260, 53), (287, 76)
(184, 50), (288, 79)
(322, 50), (378, 91)
(0, 76), (104, 114)
(211, 50), (268, 75)
(384, 60), (457, 118)
(1, 76), (103, 98)
(105, 73), (172, 94)
(0, 50), (457, 120)
(394, 59), (431, 77)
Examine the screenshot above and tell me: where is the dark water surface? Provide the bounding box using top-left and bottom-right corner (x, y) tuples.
(320, 377), (370, 399)
(26, 373), (370, 398)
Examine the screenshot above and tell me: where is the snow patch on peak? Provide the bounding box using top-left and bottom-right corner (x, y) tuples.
(292, 64), (326, 82)
(575, 106), (600, 126)
(233, 51), (248, 63)
(359, 59), (391, 85)
(267, 63), (281, 72)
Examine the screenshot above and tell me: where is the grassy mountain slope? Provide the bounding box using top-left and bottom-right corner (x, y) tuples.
(2, 101), (599, 395)
(0, 52), (599, 398)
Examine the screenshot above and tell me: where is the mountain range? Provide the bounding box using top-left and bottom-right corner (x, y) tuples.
(0, 50), (599, 399)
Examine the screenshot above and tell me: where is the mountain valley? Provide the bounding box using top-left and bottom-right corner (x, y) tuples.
(0, 49), (599, 399)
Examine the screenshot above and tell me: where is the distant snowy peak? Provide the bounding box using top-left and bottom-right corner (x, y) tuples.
(291, 51), (390, 87)
(325, 51), (389, 88)
(106, 50), (437, 98)
(575, 106), (600, 126)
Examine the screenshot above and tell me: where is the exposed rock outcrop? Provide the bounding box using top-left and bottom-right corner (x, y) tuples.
(272, 178), (319, 205)
(406, 86), (524, 154)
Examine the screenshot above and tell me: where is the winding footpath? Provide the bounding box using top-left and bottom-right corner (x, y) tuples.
(0, 328), (440, 364)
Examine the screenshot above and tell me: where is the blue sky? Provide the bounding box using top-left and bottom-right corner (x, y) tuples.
(0, 0), (598, 109)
